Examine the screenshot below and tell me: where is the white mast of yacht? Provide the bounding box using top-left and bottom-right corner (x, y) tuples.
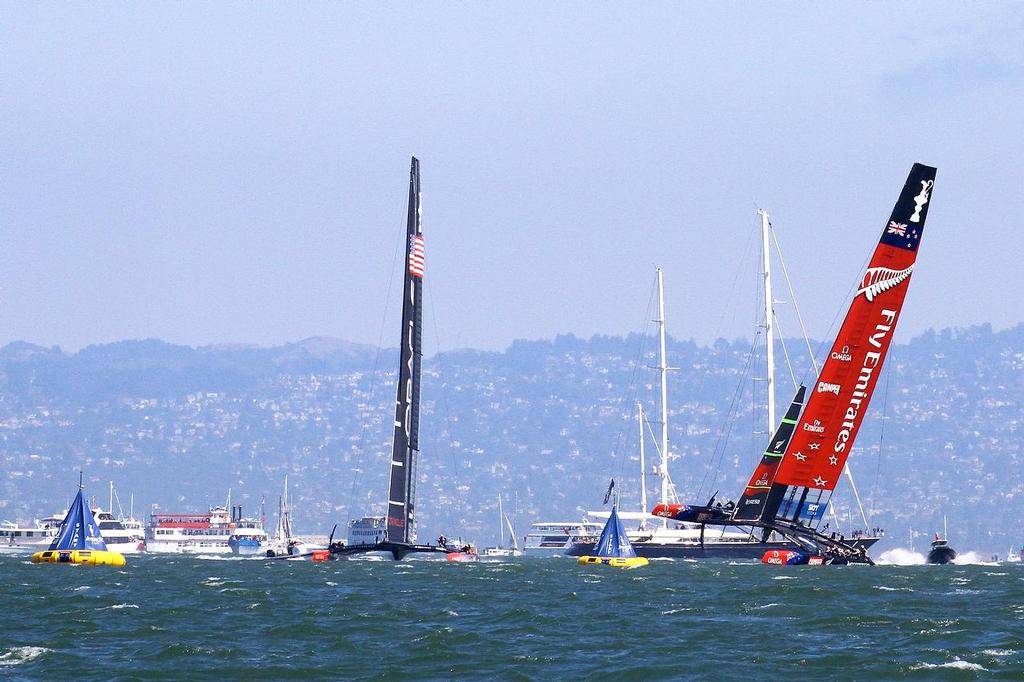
(656, 268), (671, 528)
(760, 209), (776, 433)
(498, 495), (505, 548)
(638, 401), (647, 530)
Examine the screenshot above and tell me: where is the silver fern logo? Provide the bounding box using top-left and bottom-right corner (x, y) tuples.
(857, 265), (915, 301)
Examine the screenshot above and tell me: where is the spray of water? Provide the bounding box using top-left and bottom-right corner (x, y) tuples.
(875, 548), (926, 565)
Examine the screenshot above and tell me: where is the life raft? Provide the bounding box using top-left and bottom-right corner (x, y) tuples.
(31, 549), (126, 566)
(576, 555), (649, 568)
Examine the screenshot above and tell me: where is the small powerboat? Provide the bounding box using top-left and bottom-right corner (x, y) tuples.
(927, 533), (957, 564)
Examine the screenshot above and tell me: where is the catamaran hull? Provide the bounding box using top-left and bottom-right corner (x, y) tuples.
(566, 536), (878, 561)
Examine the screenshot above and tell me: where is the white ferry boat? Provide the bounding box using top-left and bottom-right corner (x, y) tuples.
(0, 514), (63, 555)
(146, 504), (267, 555)
(523, 520), (604, 557)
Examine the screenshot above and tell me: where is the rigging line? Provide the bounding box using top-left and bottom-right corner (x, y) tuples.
(870, 349), (893, 523)
(770, 221), (821, 378)
(424, 274), (461, 537)
(607, 275), (658, 507)
(773, 221), (875, 529)
(344, 207), (407, 520)
(803, 236), (874, 386)
(771, 312), (800, 391)
(697, 335), (758, 500)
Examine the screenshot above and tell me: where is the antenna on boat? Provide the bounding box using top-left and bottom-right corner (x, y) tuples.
(78, 470), (83, 490)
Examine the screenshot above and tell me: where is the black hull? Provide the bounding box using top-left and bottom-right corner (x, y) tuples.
(329, 541), (448, 561)
(566, 536), (878, 561)
(927, 546), (957, 564)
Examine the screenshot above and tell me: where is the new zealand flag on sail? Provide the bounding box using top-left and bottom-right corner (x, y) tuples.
(879, 167), (935, 251)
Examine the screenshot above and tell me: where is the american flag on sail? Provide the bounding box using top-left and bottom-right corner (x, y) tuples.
(408, 234), (425, 278)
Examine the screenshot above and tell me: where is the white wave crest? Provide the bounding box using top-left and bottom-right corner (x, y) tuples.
(981, 649), (1014, 657)
(0, 646), (51, 667)
(910, 659), (986, 672)
(876, 548), (926, 565)
(106, 603), (139, 609)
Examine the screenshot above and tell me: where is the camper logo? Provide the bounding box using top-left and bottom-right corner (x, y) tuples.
(817, 381), (841, 396)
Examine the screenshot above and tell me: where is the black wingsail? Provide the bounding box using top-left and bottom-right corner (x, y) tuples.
(386, 157), (424, 544)
(732, 385), (806, 523)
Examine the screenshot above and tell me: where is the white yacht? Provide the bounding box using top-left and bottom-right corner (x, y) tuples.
(523, 520), (604, 557)
(91, 482), (145, 553)
(480, 495), (523, 558)
(0, 514), (63, 555)
(92, 507), (146, 554)
(263, 476), (322, 558)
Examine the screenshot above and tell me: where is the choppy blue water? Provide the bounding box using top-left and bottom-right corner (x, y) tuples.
(2, 554), (1022, 680)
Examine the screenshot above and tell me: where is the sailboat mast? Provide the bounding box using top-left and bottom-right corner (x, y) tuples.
(638, 401), (647, 530)
(386, 156), (424, 544)
(760, 209), (776, 434)
(108, 481), (113, 514)
(498, 495), (504, 547)
(656, 268), (670, 527)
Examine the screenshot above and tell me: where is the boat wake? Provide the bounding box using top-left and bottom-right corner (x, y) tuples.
(0, 646), (51, 667)
(952, 551), (999, 566)
(875, 548), (926, 565)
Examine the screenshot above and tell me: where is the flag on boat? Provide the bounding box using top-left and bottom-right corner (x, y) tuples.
(408, 234), (425, 278)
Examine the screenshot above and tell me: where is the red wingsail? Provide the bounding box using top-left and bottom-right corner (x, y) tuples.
(774, 163), (936, 492)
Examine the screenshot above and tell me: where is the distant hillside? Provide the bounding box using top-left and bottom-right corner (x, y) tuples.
(0, 324), (1021, 554)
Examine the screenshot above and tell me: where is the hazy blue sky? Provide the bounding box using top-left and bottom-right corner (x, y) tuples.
(2, 4), (1022, 352)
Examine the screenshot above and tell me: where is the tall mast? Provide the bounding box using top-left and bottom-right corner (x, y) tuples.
(759, 209), (776, 434)
(498, 495), (504, 547)
(656, 268), (670, 527)
(108, 481), (113, 514)
(638, 401), (647, 530)
(386, 156), (424, 544)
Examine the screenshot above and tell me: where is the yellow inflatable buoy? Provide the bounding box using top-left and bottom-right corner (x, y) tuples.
(31, 477), (127, 567)
(32, 549), (126, 566)
(576, 555), (649, 568)
(576, 506), (648, 568)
